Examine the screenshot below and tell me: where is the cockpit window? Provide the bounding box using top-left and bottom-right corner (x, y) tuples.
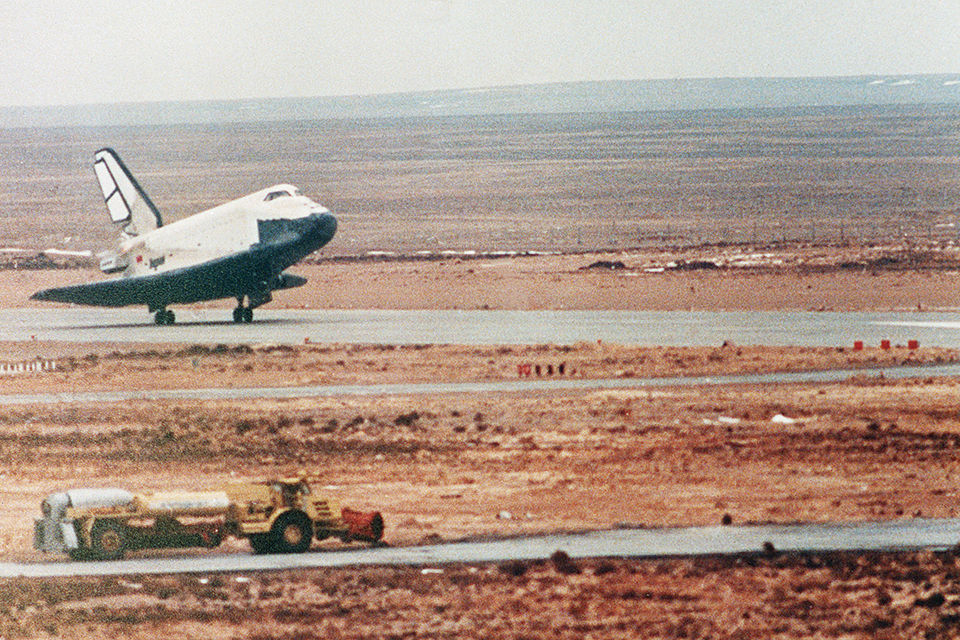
(265, 190), (292, 201)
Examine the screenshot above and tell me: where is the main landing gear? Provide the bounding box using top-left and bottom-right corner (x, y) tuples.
(151, 299), (257, 325)
(233, 303), (254, 323)
(154, 309), (175, 325)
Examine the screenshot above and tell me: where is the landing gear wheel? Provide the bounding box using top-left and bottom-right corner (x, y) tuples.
(248, 533), (272, 555)
(68, 548), (93, 562)
(233, 306), (253, 323)
(154, 309), (175, 325)
(270, 512), (313, 554)
(90, 520), (127, 561)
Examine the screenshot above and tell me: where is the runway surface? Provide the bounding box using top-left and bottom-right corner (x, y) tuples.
(7, 518), (960, 578)
(4, 308), (960, 347)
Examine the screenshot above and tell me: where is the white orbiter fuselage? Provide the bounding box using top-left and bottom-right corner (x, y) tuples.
(32, 148), (337, 324)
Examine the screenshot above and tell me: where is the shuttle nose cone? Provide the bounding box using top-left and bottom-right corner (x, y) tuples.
(314, 211), (337, 239)
(309, 211), (337, 246)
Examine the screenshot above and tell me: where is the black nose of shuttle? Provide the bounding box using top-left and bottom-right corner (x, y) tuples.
(311, 211), (337, 245)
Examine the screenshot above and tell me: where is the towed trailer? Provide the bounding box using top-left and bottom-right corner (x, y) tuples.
(34, 476), (384, 560)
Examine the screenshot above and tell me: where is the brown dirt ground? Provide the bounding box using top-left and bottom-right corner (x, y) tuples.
(7, 245), (960, 312)
(6, 552), (960, 640)
(6, 247), (960, 638)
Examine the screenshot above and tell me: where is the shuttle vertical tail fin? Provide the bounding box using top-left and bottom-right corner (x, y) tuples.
(93, 148), (162, 235)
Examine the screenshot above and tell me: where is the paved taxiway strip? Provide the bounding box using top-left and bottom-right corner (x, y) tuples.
(2, 362), (960, 406)
(6, 518), (960, 578)
(4, 308), (960, 347)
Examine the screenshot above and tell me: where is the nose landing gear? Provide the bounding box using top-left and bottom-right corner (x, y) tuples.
(154, 309), (175, 325)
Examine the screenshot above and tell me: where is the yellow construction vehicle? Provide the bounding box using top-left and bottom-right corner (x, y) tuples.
(34, 475), (384, 560)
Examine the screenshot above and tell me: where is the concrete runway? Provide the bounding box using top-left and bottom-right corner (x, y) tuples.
(4, 308), (960, 347)
(7, 518), (960, 578)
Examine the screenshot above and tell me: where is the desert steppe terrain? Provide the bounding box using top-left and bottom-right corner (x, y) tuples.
(3, 104), (960, 637)
(2, 245), (960, 638)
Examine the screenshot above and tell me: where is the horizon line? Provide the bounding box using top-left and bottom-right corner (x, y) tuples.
(5, 72), (960, 112)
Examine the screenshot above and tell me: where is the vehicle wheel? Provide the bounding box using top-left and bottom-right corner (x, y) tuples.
(68, 548), (93, 561)
(90, 520), (127, 561)
(248, 533), (272, 554)
(270, 512), (313, 554)
(233, 307), (243, 323)
(242, 307), (253, 323)
(166, 309), (175, 324)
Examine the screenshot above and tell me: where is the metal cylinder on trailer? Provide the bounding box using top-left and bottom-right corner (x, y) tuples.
(341, 508), (385, 543)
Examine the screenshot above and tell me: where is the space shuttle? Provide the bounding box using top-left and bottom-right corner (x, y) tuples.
(31, 148), (337, 324)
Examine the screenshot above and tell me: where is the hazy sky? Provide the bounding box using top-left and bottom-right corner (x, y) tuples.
(3, 0), (958, 107)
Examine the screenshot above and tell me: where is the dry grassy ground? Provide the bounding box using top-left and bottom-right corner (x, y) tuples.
(2, 244), (960, 637)
(3, 328), (960, 637)
(9, 551), (960, 640)
(2, 103), (960, 637)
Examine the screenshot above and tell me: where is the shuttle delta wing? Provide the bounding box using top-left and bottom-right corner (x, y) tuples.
(30, 251), (259, 309)
(30, 241), (319, 310)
